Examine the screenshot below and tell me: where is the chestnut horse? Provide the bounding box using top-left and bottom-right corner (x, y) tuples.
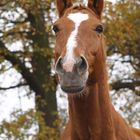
(53, 0), (140, 139)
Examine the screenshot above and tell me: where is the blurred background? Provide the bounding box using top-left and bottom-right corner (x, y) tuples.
(0, 0), (139, 139)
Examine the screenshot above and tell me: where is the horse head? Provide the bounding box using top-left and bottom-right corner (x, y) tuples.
(54, 0), (104, 94)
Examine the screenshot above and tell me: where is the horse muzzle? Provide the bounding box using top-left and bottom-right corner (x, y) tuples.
(55, 56), (89, 94)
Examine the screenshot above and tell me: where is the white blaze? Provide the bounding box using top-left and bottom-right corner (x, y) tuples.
(65, 12), (88, 62)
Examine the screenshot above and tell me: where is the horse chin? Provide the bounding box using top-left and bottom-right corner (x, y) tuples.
(61, 86), (85, 94)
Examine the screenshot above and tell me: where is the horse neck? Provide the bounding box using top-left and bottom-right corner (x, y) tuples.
(68, 42), (115, 139)
(68, 75), (115, 139)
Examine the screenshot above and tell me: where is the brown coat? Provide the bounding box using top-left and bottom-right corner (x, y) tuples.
(54, 0), (140, 140)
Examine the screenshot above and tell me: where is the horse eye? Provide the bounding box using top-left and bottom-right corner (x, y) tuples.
(53, 25), (60, 33)
(95, 25), (104, 33)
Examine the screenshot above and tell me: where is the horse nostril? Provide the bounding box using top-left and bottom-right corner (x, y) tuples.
(55, 56), (88, 74)
(77, 56), (88, 74)
(55, 57), (64, 74)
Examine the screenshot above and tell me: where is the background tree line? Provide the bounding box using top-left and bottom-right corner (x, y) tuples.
(0, 0), (139, 139)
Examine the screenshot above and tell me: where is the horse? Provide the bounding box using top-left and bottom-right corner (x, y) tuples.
(53, 0), (140, 139)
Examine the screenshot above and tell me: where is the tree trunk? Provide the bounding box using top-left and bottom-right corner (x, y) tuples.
(27, 10), (58, 128)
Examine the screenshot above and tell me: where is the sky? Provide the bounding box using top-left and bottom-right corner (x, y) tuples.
(0, 66), (35, 122)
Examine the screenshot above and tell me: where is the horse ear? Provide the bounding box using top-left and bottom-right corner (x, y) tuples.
(56, 0), (73, 17)
(88, 0), (104, 17)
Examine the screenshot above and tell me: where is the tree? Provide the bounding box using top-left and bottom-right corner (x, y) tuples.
(0, 0), (59, 139)
(104, 0), (140, 127)
(104, 0), (140, 94)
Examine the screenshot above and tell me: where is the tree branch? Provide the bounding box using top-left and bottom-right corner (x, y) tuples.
(0, 0), (11, 6)
(111, 80), (140, 91)
(0, 40), (46, 97)
(0, 83), (27, 90)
